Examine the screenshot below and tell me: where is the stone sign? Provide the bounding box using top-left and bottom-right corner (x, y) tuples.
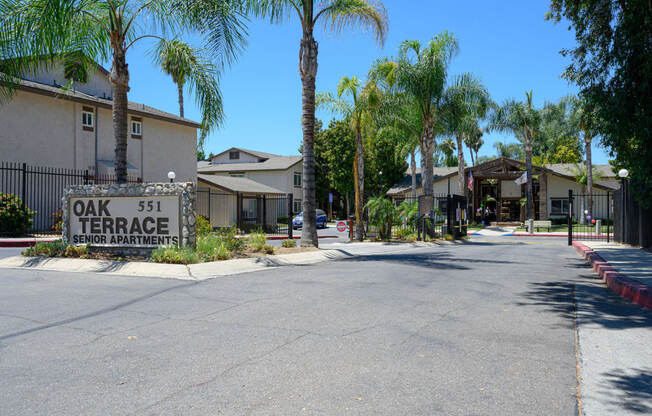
(62, 182), (196, 251)
(68, 196), (181, 247)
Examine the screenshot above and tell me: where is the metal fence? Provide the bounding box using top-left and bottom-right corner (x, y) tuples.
(1, 161), (140, 236)
(613, 181), (651, 248)
(568, 190), (613, 243)
(196, 188), (293, 236)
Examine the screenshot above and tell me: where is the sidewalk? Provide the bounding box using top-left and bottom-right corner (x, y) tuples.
(573, 241), (652, 309)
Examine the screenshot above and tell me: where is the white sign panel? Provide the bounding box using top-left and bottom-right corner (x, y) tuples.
(68, 196), (181, 247)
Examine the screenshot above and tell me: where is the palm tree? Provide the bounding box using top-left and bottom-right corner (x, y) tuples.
(369, 59), (422, 200)
(317, 76), (381, 241)
(394, 32), (459, 197)
(570, 96), (600, 217)
(442, 73), (491, 194)
(465, 126), (483, 166)
(0, 0), (241, 183)
(154, 40), (223, 152)
(244, 0), (388, 248)
(489, 91), (541, 220)
(493, 141), (523, 159)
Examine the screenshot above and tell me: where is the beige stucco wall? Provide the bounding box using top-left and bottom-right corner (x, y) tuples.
(23, 60), (112, 99)
(0, 89), (196, 183)
(547, 175), (611, 219)
(209, 161), (304, 202)
(210, 150), (261, 164)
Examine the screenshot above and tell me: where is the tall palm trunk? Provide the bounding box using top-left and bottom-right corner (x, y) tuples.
(299, 32), (319, 247)
(177, 82), (184, 118)
(410, 149), (417, 199)
(585, 133), (593, 217)
(354, 129), (364, 241)
(110, 40), (130, 183)
(524, 135), (533, 220)
(421, 120), (435, 197)
(468, 142), (475, 166)
(456, 135), (465, 195)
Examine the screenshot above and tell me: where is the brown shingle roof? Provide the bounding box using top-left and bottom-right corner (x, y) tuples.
(14, 77), (201, 128)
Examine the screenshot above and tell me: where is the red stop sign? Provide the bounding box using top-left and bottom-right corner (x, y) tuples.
(336, 221), (347, 232)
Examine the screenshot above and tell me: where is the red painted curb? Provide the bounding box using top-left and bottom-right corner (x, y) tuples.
(571, 241), (652, 310)
(513, 233), (568, 237)
(265, 235), (338, 241)
(0, 239), (58, 248)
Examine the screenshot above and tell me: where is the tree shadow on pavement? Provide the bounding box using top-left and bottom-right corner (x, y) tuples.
(601, 367), (652, 414)
(345, 251), (518, 271)
(514, 269), (652, 330)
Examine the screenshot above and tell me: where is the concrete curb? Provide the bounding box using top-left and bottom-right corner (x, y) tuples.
(0, 238), (58, 248)
(572, 241), (652, 310)
(0, 242), (439, 281)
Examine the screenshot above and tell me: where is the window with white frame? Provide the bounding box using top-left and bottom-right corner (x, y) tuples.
(293, 171), (302, 187)
(82, 107), (94, 130)
(293, 200), (302, 214)
(550, 198), (569, 215)
(131, 118), (142, 137)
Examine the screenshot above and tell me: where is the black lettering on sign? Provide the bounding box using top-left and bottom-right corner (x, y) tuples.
(84, 200), (97, 216)
(157, 218), (169, 235)
(90, 217), (101, 233)
(129, 218), (142, 234)
(115, 217), (128, 234)
(143, 217), (156, 234)
(79, 217), (89, 233)
(98, 200), (111, 216)
(102, 217), (114, 234)
(73, 201), (85, 216)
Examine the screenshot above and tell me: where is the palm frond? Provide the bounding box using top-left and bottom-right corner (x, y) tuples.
(316, 0), (388, 46)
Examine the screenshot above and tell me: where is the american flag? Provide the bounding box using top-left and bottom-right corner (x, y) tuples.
(467, 171), (473, 191)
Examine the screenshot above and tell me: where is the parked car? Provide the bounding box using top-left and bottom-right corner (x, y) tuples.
(293, 209), (328, 229)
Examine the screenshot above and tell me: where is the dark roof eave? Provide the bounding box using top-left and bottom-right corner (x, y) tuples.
(17, 82), (201, 128)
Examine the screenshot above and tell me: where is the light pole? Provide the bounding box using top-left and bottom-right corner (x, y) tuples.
(379, 170), (383, 196)
(618, 168), (628, 241)
(168, 171), (176, 183)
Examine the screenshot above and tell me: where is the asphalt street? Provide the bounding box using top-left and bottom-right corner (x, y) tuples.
(1, 237), (649, 415)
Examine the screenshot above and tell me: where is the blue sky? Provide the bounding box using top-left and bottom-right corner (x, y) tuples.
(125, 0), (611, 165)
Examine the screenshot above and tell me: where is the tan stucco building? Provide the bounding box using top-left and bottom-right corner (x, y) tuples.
(198, 147), (303, 213)
(1, 60), (199, 183)
(388, 157), (619, 222)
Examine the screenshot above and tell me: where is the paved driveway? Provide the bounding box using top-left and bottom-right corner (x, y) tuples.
(0, 238), (637, 415)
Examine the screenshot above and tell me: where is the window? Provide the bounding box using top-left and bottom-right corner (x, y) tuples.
(293, 200), (302, 214)
(229, 151), (240, 160)
(294, 171), (302, 187)
(550, 198), (569, 215)
(229, 173), (245, 178)
(131, 117), (142, 138)
(82, 107), (94, 131)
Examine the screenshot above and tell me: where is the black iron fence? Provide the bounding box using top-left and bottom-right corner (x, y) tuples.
(1, 161), (140, 236)
(613, 181), (651, 248)
(196, 188), (293, 236)
(568, 190), (613, 243)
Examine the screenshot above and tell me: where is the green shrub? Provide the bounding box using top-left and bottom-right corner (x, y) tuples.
(281, 239), (297, 248)
(394, 226), (415, 240)
(51, 210), (63, 233)
(397, 200), (418, 227)
(247, 229), (267, 252)
(217, 226), (245, 253)
(262, 244), (275, 254)
(150, 246), (200, 264)
(22, 240), (67, 257)
(196, 215), (212, 236)
(365, 197), (397, 240)
(64, 244), (87, 258)
(0, 193), (36, 236)
(444, 233), (454, 241)
(196, 234), (231, 261)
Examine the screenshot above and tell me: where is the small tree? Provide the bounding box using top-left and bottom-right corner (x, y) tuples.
(365, 196), (395, 240)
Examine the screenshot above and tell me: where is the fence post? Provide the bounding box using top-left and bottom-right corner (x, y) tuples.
(236, 192), (241, 230)
(262, 195), (267, 232)
(287, 193), (293, 239)
(21, 162), (27, 209)
(568, 189), (573, 246)
(84, 170), (89, 185)
(207, 190), (212, 224)
(446, 194), (452, 236)
(606, 192), (610, 243)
